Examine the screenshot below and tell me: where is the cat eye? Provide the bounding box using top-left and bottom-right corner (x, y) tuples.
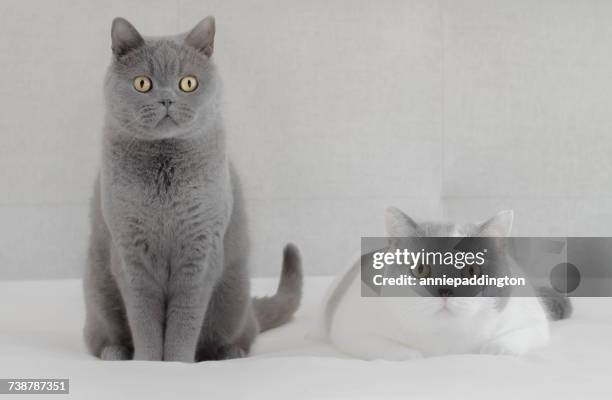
(412, 263), (431, 279)
(462, 265), (482, 278)
(179, 76), (199, 92)
(133, 76), (152, 93)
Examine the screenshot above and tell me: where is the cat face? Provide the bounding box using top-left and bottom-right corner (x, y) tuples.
(104, 17), (218, 140)
(384, 207), (514, 318)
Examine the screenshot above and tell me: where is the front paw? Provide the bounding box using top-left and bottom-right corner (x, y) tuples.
(163, 351), (195, 363)
(134, 345), (164, 361)
(100, 345), (133, 361)
(479, 340), (524, 356)
(217, 344), (247, 360)
(196, 344), (247, 362)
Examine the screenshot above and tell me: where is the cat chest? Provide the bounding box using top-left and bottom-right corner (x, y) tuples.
(103, 172), (228, 253)
(395, 316), (493, 355)
(107, 197), (226, 268)
(125, 155), (204, 198)
(334, 283), (499, 356)
(150, 154), (177, 195)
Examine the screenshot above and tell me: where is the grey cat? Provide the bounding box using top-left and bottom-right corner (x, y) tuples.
(83, 16), (302, 362)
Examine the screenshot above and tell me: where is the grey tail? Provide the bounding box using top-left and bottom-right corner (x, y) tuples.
(537, 287), (573, 321)
(253, 244), (303, 332)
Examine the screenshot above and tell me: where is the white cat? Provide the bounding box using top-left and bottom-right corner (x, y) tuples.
(320, 208), (570, 360)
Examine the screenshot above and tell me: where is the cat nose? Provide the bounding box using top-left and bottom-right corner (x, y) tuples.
(438, 288), (453, 297)
(159, 99), (174, 108)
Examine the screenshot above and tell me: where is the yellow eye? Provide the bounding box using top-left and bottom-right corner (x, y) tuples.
(179, 75), (198, 92)
(462, 265), (481, 278)
(133, 76), (152, 93)
(412, 263), (431, 279)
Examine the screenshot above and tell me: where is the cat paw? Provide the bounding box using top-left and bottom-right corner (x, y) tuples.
(196, 343), (247, 362)
(479, 341), (523, 356)
(100, 345), (132, 360)
(220, 344), (247, 360)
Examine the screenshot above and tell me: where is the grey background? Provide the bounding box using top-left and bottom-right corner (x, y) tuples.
(1, 0), (611, 279)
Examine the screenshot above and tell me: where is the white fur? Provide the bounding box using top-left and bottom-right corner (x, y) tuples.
(323, 209), (550, 360)
(328, 274), (549, 360)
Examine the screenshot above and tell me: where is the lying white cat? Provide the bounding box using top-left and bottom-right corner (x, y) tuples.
(320, 208), (571, 360)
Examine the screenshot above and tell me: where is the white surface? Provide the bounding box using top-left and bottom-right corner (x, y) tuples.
(2, 1), (612, 279)
(0, 276), (610, 399)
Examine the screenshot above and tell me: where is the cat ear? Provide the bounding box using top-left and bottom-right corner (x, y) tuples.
(478, 210), (514, 237)
(111, 17), (144, 57)
(384, 207), (421, 237)
(185, 16), (216, 57)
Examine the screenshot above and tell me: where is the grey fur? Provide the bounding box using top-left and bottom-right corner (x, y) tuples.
(253, 244), (303, 332)
(537, 287), (573, 320)
(83, 17), (302, 362)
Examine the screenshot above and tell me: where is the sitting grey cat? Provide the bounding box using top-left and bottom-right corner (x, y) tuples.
(83, 17), (302, 362)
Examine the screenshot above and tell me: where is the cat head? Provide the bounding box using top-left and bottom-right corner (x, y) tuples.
(384, 207), (514, 239)
(104, 17), (219, 140)
(383, 207), (514, 318)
